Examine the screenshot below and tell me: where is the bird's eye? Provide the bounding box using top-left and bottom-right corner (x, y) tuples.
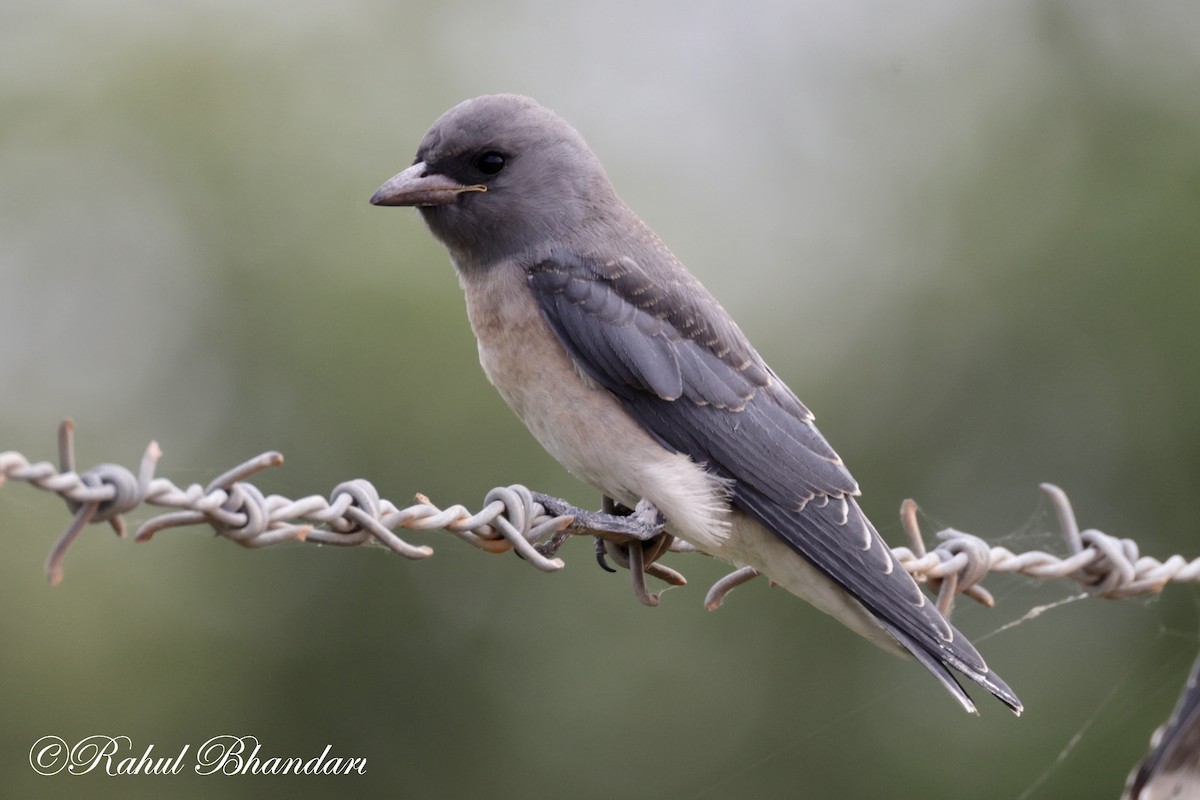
(475, 151), (506, 175)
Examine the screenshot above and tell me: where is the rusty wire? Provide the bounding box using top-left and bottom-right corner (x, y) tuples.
(3, 420), (1199, 615)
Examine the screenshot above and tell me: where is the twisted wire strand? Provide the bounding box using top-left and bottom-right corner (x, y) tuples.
(3, 421), (1199, 615)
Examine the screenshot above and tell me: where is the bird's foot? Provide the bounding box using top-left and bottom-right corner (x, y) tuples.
(530, 493), (683, 606)
(531, 492), (666, 541)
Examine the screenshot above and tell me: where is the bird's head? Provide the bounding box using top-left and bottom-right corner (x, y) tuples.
(371, 94), (618, 270)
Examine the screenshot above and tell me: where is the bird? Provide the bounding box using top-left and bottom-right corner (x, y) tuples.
(370, 93), (1022, 715)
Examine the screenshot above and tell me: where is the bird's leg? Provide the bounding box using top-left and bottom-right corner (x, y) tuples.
(531, 491), (655, 560)
(529, 492), (685, 605)
(530, 492), (666, 540)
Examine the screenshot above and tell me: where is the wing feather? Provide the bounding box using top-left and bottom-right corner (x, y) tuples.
(526, 252), (1020, 713)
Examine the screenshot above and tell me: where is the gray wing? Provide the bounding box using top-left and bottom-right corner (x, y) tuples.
(527, 251), (1020, 714)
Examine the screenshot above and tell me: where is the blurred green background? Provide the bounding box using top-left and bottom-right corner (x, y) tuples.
(3, 1), (1199, 797)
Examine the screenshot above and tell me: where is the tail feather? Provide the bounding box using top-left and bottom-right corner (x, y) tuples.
(735, 482), (1023, 715)
(882, 619), (1023, 715)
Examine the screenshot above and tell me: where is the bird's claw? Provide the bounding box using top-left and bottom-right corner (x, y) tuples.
(530, 492), (680, 606)
(594, 537), (617, 573)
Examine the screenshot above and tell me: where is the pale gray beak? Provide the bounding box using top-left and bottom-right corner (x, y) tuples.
(369, 162), (486, 207)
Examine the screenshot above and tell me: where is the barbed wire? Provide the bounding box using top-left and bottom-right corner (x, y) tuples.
(3, 420), (1199, 616)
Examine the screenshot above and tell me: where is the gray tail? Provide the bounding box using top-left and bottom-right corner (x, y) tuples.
(881, 620), (1023, 716)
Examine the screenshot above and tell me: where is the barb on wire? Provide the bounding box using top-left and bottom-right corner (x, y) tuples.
(2, 420), (573, 586)
(3, 421), (1199, 616)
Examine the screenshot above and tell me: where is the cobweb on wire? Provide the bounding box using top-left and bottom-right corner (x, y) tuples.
(910, 495), (1092, 645)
